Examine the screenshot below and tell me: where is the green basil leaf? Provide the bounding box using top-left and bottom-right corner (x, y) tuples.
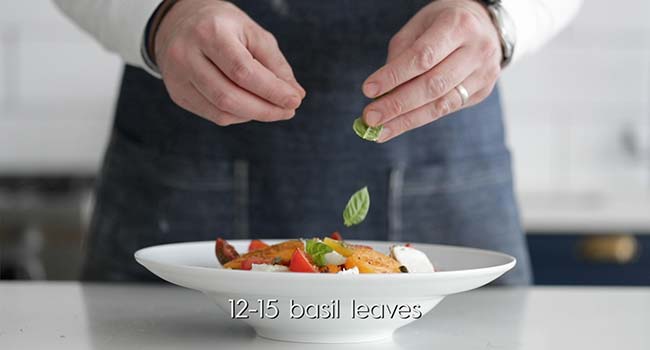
(353, 117), (383, 142)
(305, 239), (334, 266)
(342, 186), (370, 227)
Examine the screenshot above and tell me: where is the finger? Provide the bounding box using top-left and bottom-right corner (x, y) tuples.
(377, 71), (488, 143)
(362, 47), (476, 127)
(362, 24), (461, 98)
(168, 80), (249, 126)
(464, 68), (500, 107)
(385, 11), (429, 62)
(203, 38), (302, 109)
(248, 27), (306, 98)
(377, 89), (462, 143)
(467, 86), (495, 107)
(190, 53), (296, 122)
(386, 27), (419, 63)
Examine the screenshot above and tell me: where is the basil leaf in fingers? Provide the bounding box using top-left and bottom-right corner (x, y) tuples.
(353, 117), (384, 142)
(343, 186), (370, 227)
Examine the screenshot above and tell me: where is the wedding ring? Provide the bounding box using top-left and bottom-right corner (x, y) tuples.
(455, 84), (469, 107)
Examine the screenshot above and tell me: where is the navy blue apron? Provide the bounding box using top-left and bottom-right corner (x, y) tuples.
(82, 0), (532, 284)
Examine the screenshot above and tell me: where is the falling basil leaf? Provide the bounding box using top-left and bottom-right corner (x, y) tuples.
(353, 117), (383, 142)
(343, 186), (370, 227)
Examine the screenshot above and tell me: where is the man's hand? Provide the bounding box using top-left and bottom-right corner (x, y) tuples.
(361, 0), (502, 142)
(155, 0), (305, 126)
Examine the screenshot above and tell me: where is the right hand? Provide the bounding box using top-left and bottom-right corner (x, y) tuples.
(154, 0), (305, 126)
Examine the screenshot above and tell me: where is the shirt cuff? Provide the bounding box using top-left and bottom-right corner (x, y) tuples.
(501, 0), (582, 63)
(110, 0), (162, 77)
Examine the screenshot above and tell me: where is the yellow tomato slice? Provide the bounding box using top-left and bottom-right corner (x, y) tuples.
(323, 237), (354, 257)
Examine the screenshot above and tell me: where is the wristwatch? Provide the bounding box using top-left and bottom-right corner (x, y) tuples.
(477, 0), (516, 68)
(141, 0), (179, 76)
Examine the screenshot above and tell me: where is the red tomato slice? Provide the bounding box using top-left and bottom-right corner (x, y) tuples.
(330, 232), (343, 241)
(215, 238), (240, 265)
(289, 249), (317, 273)
(248, 239), (269, 252)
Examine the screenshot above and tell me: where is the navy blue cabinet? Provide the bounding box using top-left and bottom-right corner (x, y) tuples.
(527, 234), (650, 286)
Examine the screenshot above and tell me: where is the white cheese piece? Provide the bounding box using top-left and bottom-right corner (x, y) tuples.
(390, 246), (435, 273)
(323, 251), (347, 265)
(250, 264), (290, 272)
(337, 266), (360, 275)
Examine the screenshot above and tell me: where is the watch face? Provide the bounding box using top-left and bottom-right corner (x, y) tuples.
(487, 3), (515, 66)
(497, 4), (516, 47)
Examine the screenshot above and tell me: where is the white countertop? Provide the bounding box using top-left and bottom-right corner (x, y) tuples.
(1, 282), (649, 350)
(518, 193), (650, 233)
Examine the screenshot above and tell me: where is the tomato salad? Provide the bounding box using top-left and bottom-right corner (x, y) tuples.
(215, 233), (435, 274)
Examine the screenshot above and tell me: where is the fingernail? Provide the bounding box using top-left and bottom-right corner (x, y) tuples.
(297, 85), (306, 98)
(377, 127), (391, 143)
(365, 110), (382, 126)
(363, 82), (380, 97)
(283, 95), (301, 109)
(290, 81), (306, 98)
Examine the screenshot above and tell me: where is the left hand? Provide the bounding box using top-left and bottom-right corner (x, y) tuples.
(362, 0), (502, 143)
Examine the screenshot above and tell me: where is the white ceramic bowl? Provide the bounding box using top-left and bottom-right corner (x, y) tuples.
(135, 239), (515, 343)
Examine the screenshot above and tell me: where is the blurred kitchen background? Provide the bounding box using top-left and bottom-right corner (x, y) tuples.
(0, 1), (648, 284)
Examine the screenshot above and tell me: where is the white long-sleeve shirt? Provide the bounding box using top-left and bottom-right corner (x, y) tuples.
(52, 0), (582, 77)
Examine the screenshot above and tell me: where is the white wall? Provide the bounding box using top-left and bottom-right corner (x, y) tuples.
(0, 0), (648, 231)
(0, 1), (121, 174)
(501, 0), (650, 231)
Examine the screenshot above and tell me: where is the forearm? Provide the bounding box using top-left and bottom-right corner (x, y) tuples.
(502, 0), (583, 62)
(52, 0), (161, 74)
